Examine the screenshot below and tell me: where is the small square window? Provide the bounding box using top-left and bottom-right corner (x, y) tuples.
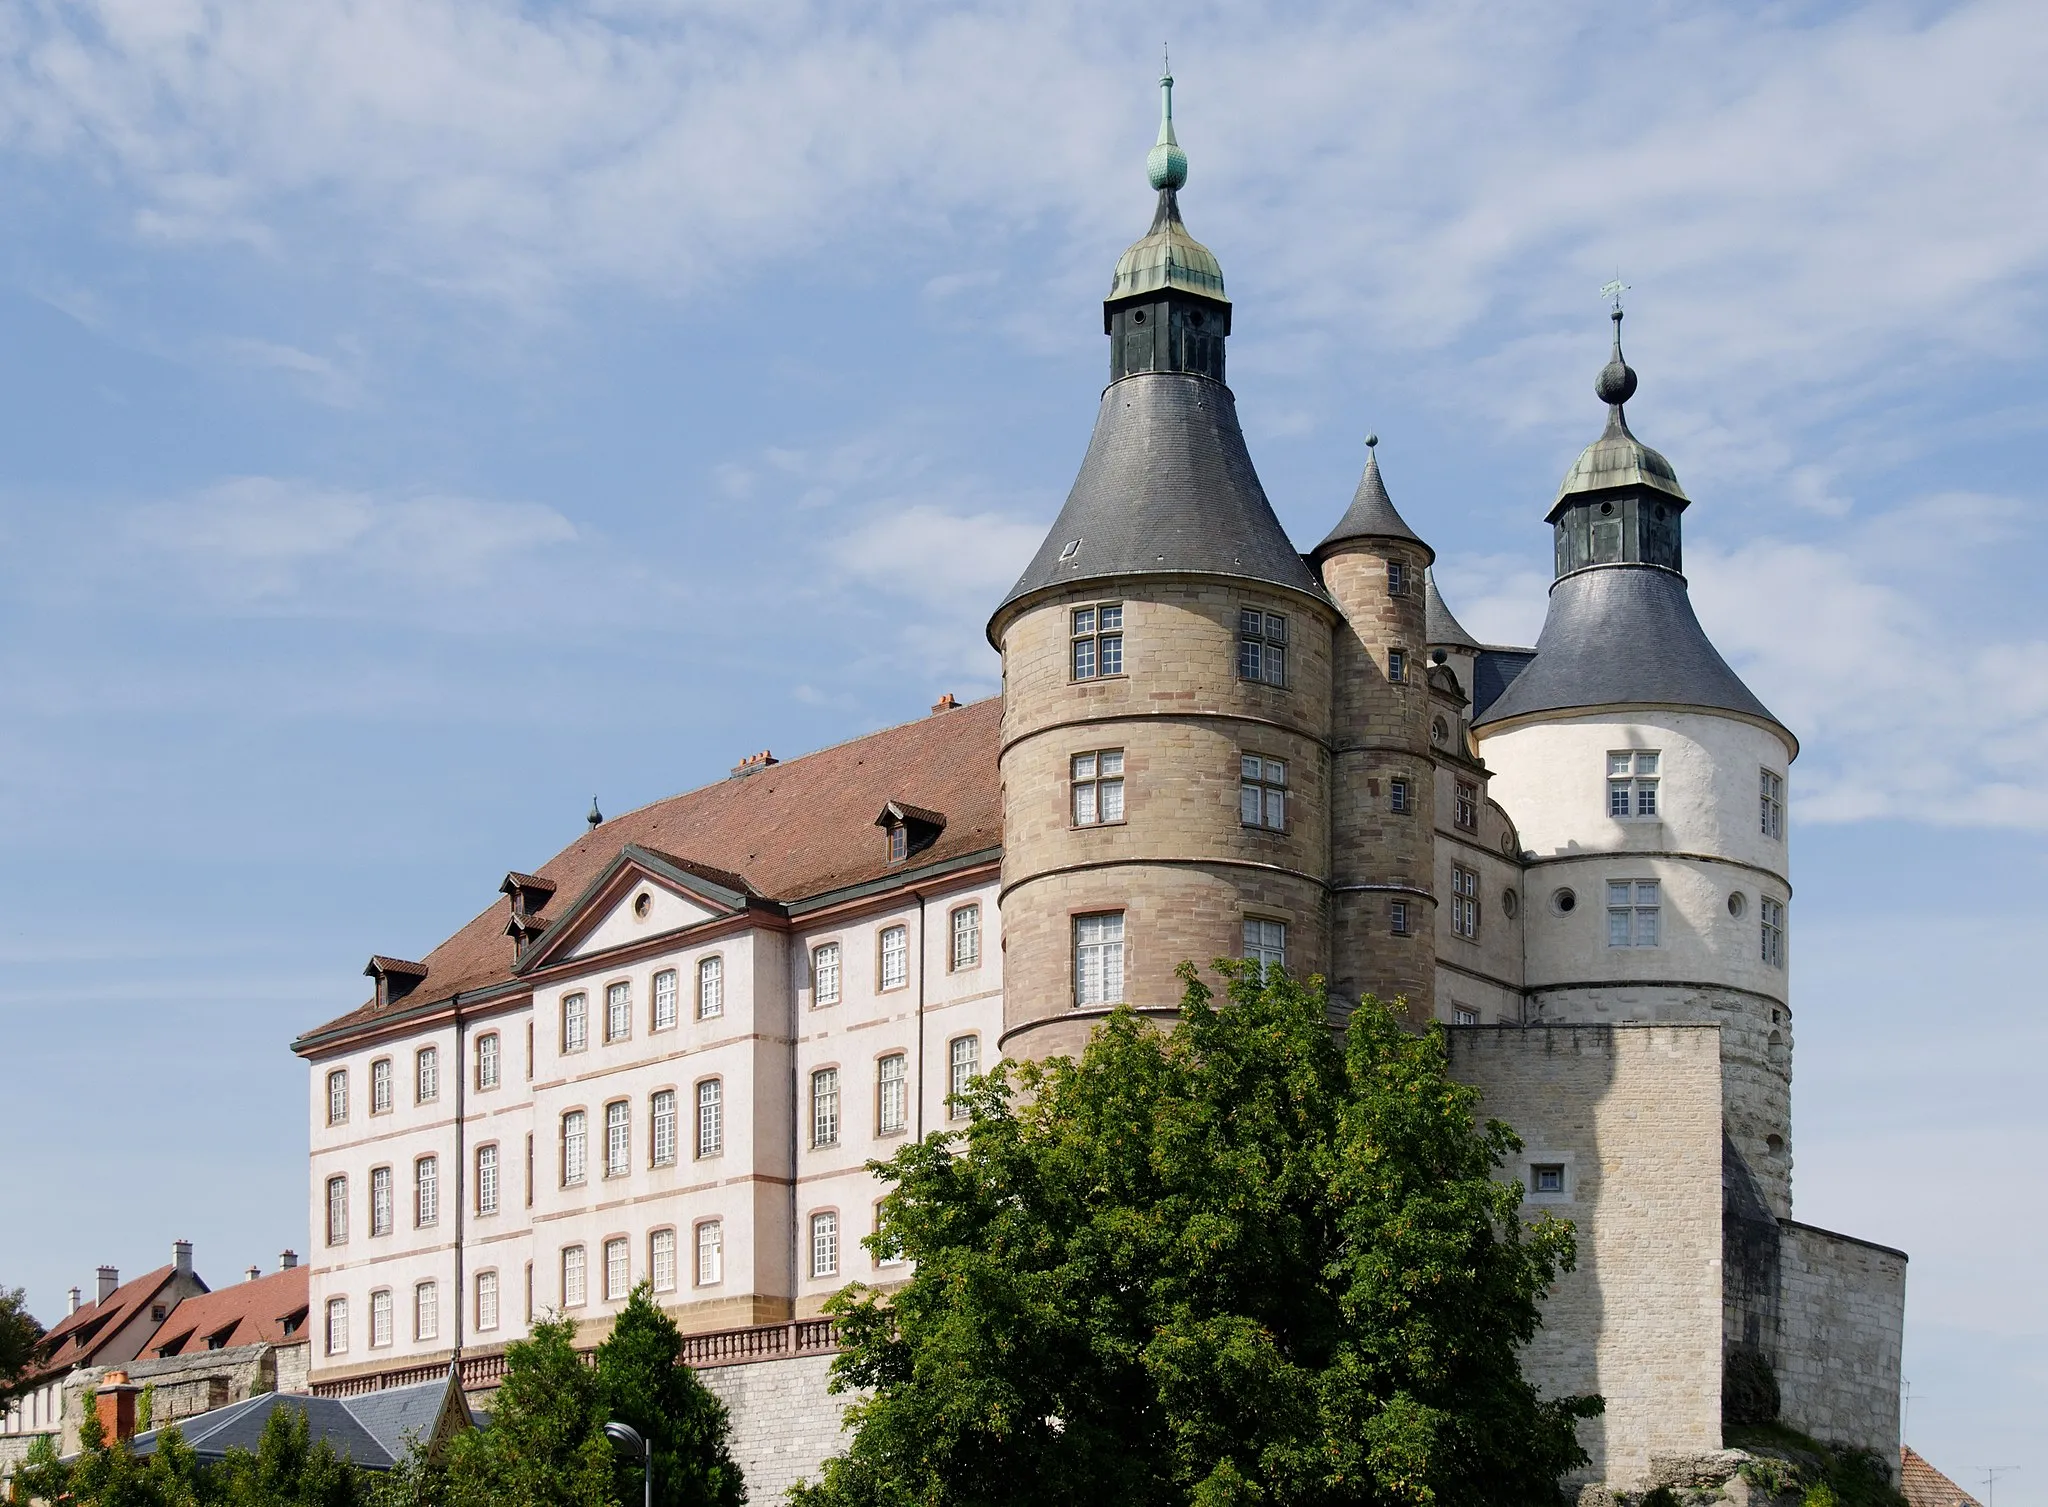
(1072, 603), (1123, 680)
(1531, 1164), (1566, 1195)
(1453, 1006), (1478, 1026)
(1389, 778), (1412, 814)
(1387, 560), (1408, 597)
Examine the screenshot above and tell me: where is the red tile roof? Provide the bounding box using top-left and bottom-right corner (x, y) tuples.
(296, 697), (1002, 1051)
(1902, 1447), (1983, 1507)
(147, 1267), (310, 1357)
(30, 1266), (183, 1381)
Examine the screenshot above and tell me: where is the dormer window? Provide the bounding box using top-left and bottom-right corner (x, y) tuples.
(876, 802), (946, 864)
(363, 956), (429, 1009)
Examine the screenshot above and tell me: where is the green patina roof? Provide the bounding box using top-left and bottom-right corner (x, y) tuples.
(1109, 67), (1227, 305)
(1552, 309), (1686, 511)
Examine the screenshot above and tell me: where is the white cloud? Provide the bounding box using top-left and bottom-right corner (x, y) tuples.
(210, 336), (365, 408)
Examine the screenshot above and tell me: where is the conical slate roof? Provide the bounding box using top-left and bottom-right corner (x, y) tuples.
(1314, 437), (1427, 557)
(1424, 568), (1480, 649)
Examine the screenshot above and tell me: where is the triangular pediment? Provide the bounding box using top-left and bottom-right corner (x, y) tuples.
(515, 846), (753, 973)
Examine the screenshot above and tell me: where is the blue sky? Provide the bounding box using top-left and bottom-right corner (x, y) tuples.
(1, 0), (2043, 1494)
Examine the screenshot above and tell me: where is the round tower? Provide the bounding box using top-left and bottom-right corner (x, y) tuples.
(1311, 438), (1437, 1020)
(1473, 310), (1798, 1216)
(988, 71), (1337, 1063)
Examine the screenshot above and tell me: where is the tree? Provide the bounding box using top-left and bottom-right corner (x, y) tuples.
(438, 1316), (615, 1507)
(0, 1286), (44, 1406)
(793, 963), (1601, 1507)
(209, 1405), (373, 1507)
(594, 1285), (747, 1507)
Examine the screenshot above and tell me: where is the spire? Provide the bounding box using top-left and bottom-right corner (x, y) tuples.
(1552, 305), (1686, 519)
(1424, 567), (1480, 650)
(1314, 432), (1429, 559)
(1146, 55), (1188, 192)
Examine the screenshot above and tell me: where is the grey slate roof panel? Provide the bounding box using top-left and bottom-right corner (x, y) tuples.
(128, 1394), (395, 1468)
(1314, 447), (1424, 554)
(344, 1373), (460, 1459)
(1424, 568), (1481, 650)
(1471, 565), (1786, 739)
(991, 372), (1325, 637)
(1470, 648), (1536, 720)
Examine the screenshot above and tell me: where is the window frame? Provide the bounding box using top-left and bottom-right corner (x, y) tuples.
(475, 1031), (500, 1091)
(369, 1289), (393, 1350)
(370, 1057), (393, 1115)
(1241, 917), (1286, 972)
(415, 1046), (438, 1105)
(414, 1280), (438, 1343)
(698, 955), (724, 1020)
(474, 1270), (499, 1333)
(1760, 897), (1785, 968)
(1069, 749), (1127, 828)
(415, 1154), (439, 1229)
(878, 926), (909, 992)
(877, 1051), (908, 1136)
(475, 1142), (500, 1216)
(1390, 898), (1412, 936)
(326, 1069), (348, 1127)
(652, 968), (679, 1032)
(561, 1245), (587, 1309)
(1454, 780), (1479, 834)
(1236, 607), (1289, 688)
(604, 1099), (631, 1179)
(810, 1210), (840, 1279)
(1387, 560), (1409, 597)
(605, 980), (632, 1043)
(650, 1228), (677, 1294)
(1239, 753), (1289, 831)
(325, 1174), (349, 1246)
(603, 1236), (630, 1302)
(1070, 602), (1125, 681)
(696, 1077), (724, 1158)
(812, 942), (842, 1007)
(950, 903), (981, 971)
(325, 1297), (348, 1357)
(696, 1219), (725, 1288)
(1607, 750), (1662, 820)
(1606, 879), (1662, 948)
(1450, 865), (1481, 941)
(1073, 911), (1127, 1007)
(1389, 777), (1412, 815)
(369, 1165), (393, 1238)
(561, 1109), (587, 1187)
(1388, 647), (1407, 684)
(561, 992), (588, 1054)
(948, 1034), (979, 1120)
(1761, 769), (1785, 840)
(811, 1067), (841, 1148)
(651, 1088), (678, 1167)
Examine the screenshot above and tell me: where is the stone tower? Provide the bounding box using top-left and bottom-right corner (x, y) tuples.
(987, 70), (1337, 1063)
(1311, 439), (1438, 1020)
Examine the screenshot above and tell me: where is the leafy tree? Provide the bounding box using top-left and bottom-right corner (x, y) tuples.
(793, 964), (1601, 1507)
(208, 1405), (372, 1507)
(10, 1430), (69, 1504)
(0, 1286), (45, 1406)
(438, 1316), (616, 1507)
(594, 1285), (747, 1507)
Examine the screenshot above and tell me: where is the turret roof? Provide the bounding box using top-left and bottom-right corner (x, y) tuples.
(1424, 567), (1480, 649)
(1314, 435), (1428, 558)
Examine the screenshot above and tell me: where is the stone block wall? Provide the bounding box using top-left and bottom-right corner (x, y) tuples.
(1776, 1221), (1905, 1468)
(696, 1353), (854, 1504)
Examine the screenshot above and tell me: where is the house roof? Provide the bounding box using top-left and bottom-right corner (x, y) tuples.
(127, 1369), (470, 1470)
(147, 1267), (309, 1358)
(1901, 1447), (1984, 1507)
(1313, 438), (1427, 559)
(30, 1266), (187, 1381)
(296, 697), (1003, 1052)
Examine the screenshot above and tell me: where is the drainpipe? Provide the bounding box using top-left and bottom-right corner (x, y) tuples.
(452, 993), (466, 1367)
(915, 893), (928, 1139)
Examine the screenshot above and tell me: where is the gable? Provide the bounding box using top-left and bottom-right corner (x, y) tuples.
(566, 879), (720, 959)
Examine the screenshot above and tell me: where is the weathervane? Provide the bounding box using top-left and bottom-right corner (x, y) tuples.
(1601, 277), (1630, 313)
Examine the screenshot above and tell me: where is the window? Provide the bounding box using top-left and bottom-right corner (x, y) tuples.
(325, 1297), (348, 1356)
(562, 993), (588, 1053)
(1390, 899), (1411, 935)
(1237, 608), (1288, 686)
(1531, 1164), (1566, 1195)
(1387, 560), (1408, 596)
(1607, 880), (1662, 947)
(1071, 603), (1124, 680)
(1074, 912), (1126, 1006)
(370, 1290), (392, 1348)
(415, 1046), (439, 1104)
(1608, 751), (1660, 818)
(1388, 648), (1407, 684)
(605, 1238), (630, 1301)
(652, 1089), (677, 1166)
(811, 1068), (841, 1147)
(416, 1155), (438, 1228)
(1761, 898), (1785, 968)
(698, 956), (723, 1019)
(879, 926), (908, 991)
(606, 982), (631, 1043)
(1453, 1006), (1479, 1026)
(1450, 866), (1480, 940)
(878, 1053), (908, 1135)
(1242, 919), (1286, 971)
(476, 1144), (499, 1215)
(653, 969), (679, 1031)
(875, 1201), (905, 1267)
(1239, 755), (1287, 830)
(369, 1166), (393, 1236)
(476, 1032), (500, 1090)
(605, 1101), (630, 1178)
(888, 825), (908, 862)
(697, 1221), (724, 1286)
(475, 1271), (499, 1332)
(524, 1134), (533, 1208)
(948, 1036), (979, 1119)
(414, 1281), (438, 1342)
(1454, 780), (1479, 833)
(1761, 770), (1785, 840)
(371, 1058), (393, 1115)
(1390, 777), (1412, 814)
(1071, 750), (1125, 826)
(813, 943), (841, 1006)
(561, 1111), (587, 1186)
(325, 1175), (348, 1245)
(811, 1212), (839, 1278)
(697, 1079), (724, 1157)
(326, 1069), (348, 1126)
(951, 904), (981, 970)
(525, 1021), (533, 1081)
(562, 1246), (586, 1308)
(651, 1229), (677, 1293)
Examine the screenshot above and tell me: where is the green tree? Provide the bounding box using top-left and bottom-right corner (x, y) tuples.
(793, 964), (1601, 1507)
(208, 1405), (372, 1507)
(11, 1430), (69, 1504)
(594, 1285), (747, 1507)
(0, 1286), (44, 1406)
(439, 1316), (616, 1507)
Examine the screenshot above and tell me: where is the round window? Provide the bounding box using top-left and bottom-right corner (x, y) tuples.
(1502, 888), (1519, 919)
(1132, 309), (1147, 325)
(633, 893), (652, 919)
(1727, 892), (1746, 918)
(1600, 500), (1615, 516)
(1431, 717), (1449, 746)
(1552, 888), (1577, 915)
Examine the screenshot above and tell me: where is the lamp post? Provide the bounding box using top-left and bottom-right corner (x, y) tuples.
(603, 1420), (651, 1507)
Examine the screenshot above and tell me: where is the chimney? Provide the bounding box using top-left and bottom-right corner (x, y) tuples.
(68, 1287), (82, 1316)
(932, 693), (959, 714)
(97, 1266), (119, 1305)
(96, 1372), (141, 1443)
(280, 1250), (299, 1271)
(729, 750), (779, 779)
(247, 1265), (262, 1283)
(174, 1240), (193, 1279)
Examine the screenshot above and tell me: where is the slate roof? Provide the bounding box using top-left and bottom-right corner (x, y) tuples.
(1470, 648), (1536, 721)
(1314, 443), (1425, 557)
(1424, 568), (1480, 650)
(148, 1267), (309, 1358)
(296, 698), (1003, 1051)
(990, 372), (1326, 637)
(1471, 566), (1790, 748)
(126, 1370), (465, 1470)
(1901, 1447), (1983, 1507)
(29, 1266), (186, 1382)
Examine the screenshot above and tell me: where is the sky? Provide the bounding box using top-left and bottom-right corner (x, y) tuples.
(0, 0), (2041, 1495)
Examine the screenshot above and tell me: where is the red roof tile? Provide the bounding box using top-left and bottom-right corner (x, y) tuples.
(147, 1267), (310, 1357)
(29, 1266), (182, 1381)
(1902, 1447), (1984, 1507)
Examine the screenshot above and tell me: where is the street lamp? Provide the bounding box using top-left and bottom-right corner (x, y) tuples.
(603, 1420), (651, 1507)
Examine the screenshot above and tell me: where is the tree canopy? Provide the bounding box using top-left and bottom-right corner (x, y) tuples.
(793, 963), (1600, 1507)
(0, 1285), (44, 1407)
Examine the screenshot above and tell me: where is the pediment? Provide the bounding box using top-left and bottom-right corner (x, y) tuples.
(515, 846), (751, 973)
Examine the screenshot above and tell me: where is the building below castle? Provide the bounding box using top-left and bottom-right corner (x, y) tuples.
(289, 71), (1905, 1497)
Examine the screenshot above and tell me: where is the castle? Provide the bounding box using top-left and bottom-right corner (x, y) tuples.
(291, 72), (1905, 1497)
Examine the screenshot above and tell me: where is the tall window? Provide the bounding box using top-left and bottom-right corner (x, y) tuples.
(877, 1053), (908, 1135)
(370, 1167), (393, 1237)
(1761, 898), (1785, 968)
(653, 969), (679, 1031)
(1240, 755), (1287, 829)
(1071, 750), (1125, 825)
(1074, 912), (1126, 1006)
(524, 1134), (533, 1208)
(1454, 780), (1479, 833)
(879, 926), (908, 990)
(951, 904), (981, 969)
(325, 1297), (348, 1356)
(1450, 866), (1480, 939)
(813, 943), (841, 1006)
(604, 1238), (630, 1302)
(697, 1079), (723, 1157)
(652, 1089), (677, 1166)
(562, 993), (588, 1053)
(1388, 648), (1407, 684)
(875, 1200), (905, 1268)
(1761, 770), (1785, 840)
(606, 982), (631, 1043)
(1242, 919), (1286, 971)
(1389, 777), (1412, 814)
(476, 1144), (499, 1215)
(415, 1046), (439, 1104)
(416, 1156), (438, 1228)
(811, 1068), (840, 1147)
(414, 1281), (438, 1342)
(325, 1175), (348, 1245)
(1607, 880), (1661, 947)
(1237, 608), (1288, 686)
(697, 1221), (724, 1286)
(369, 1290), (392, 1348)
(698, 957), (724, 1019)
(1387, 560), (1409, 596)
(561, 1111), (587, 1186)
(949, 1035), (979, 1119)
(475, 1271), (499, 1332)
(562, 1246), (586, 1308)
(1608, 751), (1660, 818)
(1390, 899), (1411, 935)
(326, 1070), (348, 1126)
(371, 1058), (393, 1115)
(650, 1229), (677, 1293)
(1071, 604), (1123, 679)
(605, 1101), (630, 1178)
(476, 1032), (500, 1090)
(811, 1212), (839, 1278)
